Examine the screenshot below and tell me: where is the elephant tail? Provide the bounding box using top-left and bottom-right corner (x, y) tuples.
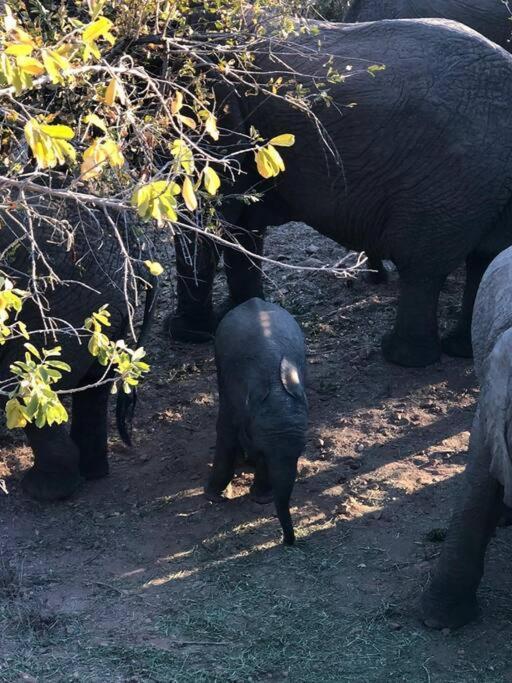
(116, 274), (159, 446)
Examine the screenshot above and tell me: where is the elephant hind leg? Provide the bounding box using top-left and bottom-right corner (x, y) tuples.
(205, 412), (241, 501)
(22, 423), (83, 501)
(224, 225), (265, 307)
(442, 251), (493, 359)
(250, 455), (273, 504)
(71, 379), (111, 480)
(381, 274), (444, 367)
(365, 252), (388, 285)
(167, 232), (219, 343)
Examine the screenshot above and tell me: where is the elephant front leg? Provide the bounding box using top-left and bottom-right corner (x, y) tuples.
(167, 232), (220, 343)
(205, 416), (241, 502)
(381, 275), (443, 367)
(71, 381), (110, 480)
(421, 415), (502, 629)
(22, 424), (83, 501)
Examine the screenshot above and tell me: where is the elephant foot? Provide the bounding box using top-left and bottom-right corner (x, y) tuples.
(381, 332), (441, 368)
(249, 485), (273, 505)
(21, 466), (84, 501)
(421, 588), (479, 630)
(79, 456), (109, 480)
(442, 329), (473, 359)
(165, 312), (215, 343)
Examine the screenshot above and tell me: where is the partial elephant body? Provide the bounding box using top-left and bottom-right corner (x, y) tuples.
(206, 298), (308, 545)
(171, 17), (512, 367)
(0, 194), (148, 500)
(421, 246), (512, 629)
(344, 0), (512, 53)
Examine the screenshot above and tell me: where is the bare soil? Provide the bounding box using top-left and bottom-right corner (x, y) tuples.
(1, 222), (512, 683)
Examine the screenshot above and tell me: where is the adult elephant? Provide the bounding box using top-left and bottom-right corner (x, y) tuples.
(421, 246), (512, 629)
(1, 192), (155, 501)
(342, 1), (512, 284)
(343, 0), (512, 52)
(169, 16), (512, 368)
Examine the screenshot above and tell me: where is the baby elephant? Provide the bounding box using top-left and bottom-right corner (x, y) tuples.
(205, 298), (308, 545)
(422, 245), (512, 628)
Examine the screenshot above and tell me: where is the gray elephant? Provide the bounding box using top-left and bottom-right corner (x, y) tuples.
(205, 298), (308, 545)
(1, 195), (154, 501)
(421, 245), (512, 629)
(344, 0), (512, 52)
(342, 0), (512, 284)
(169, 16), (512, 367)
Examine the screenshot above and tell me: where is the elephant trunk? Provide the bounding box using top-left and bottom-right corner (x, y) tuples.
(266, 454), (298, 546)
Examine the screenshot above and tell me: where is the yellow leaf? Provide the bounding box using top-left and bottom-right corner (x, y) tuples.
(171, 91), (183, 114)
(53, 139), (76, 165)
(42, 49), (70, 84)
(83, 112), (107, 133)
(131, 181), (180, 224)
(201, 111), (219, 141)
(203, 166), (220, 195)
(182, 176), (198, 211)
(5, 398), (27, 429)
(255, 144), (285, 179)
(5, 43), (33, 57)
(17, 56), (44, 76)
(24, 119), (75, 169)
(102, 138), (124, 167)
(82, 16), (115, 60)
(39, 124), (74, 140)
(104, 77), (117, 106)
(269, 133), (295, 147)
(80, 137), (124, 179)
(177, 114), (196, 130)
(170, 139), (194, 174)
(14, 28), (37, 48)
(144, 260), (164, 276)
(83, 16), (115, 44)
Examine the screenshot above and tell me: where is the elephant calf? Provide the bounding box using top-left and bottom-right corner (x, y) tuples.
(205, 298), (308, 545)
(421, 246), (512, 628)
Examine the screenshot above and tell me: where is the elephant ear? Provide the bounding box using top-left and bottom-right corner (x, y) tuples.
(480, 328), (512, 507)
(280, 356), (305, 400)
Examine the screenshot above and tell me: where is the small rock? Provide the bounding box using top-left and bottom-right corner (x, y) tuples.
(442, 627), (451, 636)
(317, 438), (325, 448)
(389, 621), (402, 631)
(356, 443), (365, 452)
(306, 243), (319, 255)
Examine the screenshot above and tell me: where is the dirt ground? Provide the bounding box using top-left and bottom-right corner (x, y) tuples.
(1, 222), (512, 683)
